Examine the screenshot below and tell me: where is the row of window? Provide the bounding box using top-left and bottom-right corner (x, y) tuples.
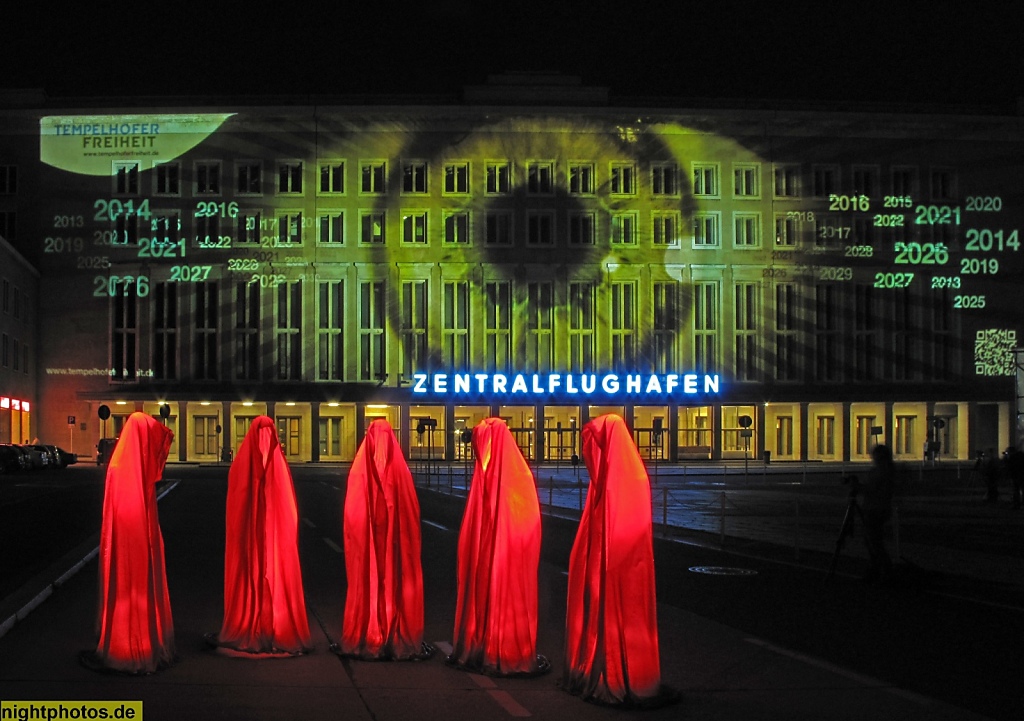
(108, 278), (956, 386)
(108, 206), (965, 249)
(14, 160), (956, 202)
(1, 333), (28, 374)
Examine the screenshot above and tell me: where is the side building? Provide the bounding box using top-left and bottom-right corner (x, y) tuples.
(2, 80), (1022, 463)
(0, 234), (38, 445)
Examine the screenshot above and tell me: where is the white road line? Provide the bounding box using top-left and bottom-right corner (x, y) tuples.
(486, 690), (531, 717)
(322, 537), (343, 554)
(469, 673), (497, 689)
(302, 518), (316, 528)
(434, 641), (453, 656)
(422, 519), (450, 531)
(745, 637), (932, 705)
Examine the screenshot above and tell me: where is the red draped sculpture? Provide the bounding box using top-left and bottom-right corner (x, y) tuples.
(563, 414), (664, 705)
(90, 412), (175, 673)
(216, 416), (311, 655)
(339, 418), (428, 660)
(451, 417), (545, 675)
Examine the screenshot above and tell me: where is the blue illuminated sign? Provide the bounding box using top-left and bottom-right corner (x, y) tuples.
(410, 372), (720, 398)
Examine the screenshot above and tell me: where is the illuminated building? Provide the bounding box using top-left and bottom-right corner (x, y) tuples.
(0, 235), (37, 444)
(1, 76), (1021, 463)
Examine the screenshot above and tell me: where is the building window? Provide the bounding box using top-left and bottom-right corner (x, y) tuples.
(277, 212), (303, 244)
(0, 212), (15, 243)
(318, 280), (344, 381)
(443, 281), (470, 368)
(1, 333), (6, 366)
(2, 278), (8, 313)
(485, 212), (512, 245)
(234, 281), (260, 381)
(527, 162), (554, 194)
(402, 161), (428, 194)
(774, 214), (800, 247)
(114, 162), (139, 195)
(152, 282), (177, 380)
(610, 281), (636, 369)
(527, 282), (553, 372)
(402, 211), (428, 244)
(692, 213), (720, 247)
(891, 166), (917, 198)
(484, 281), (512, 371)
(278, 162), (303, 194)
(852, 165), (878, 198)
(812, 165), (838, 198)
(609, 163), (636, 194)
(444, 212), (469, 244)
(12, 286), (19, 319)
(485, 162), (511, 194)
(444, 162), (469, 194)
(154, 162), (180, 195)
(652, 282), (678, 371)
(360, 162), (387, 194)
(318, 212), (344, 244)
(854, 284), (878, 381)
(568, 163), (594, 194)
(237, 161), (262, 195)
(775, 283), (798, 381)
(815, 284), (838, 382)
(651, 212), (679, 247)
(527, 212), (554, 246)
(194, 161), (220, 195)
(318, 161), (345, 194)
(147, 212), (179, 249)
(360, 212), (385, 244)
(569, 212), (595, 245)
(11, 338), (18, 372)
(930, 168), (956, 201)
(734, 282), (759, 381)
(651, 164), (678, 195)
(733, 163), (760, 198)
(611, 212), (637, 245)
(773, 164), (801, 197)
(401, 280), (428, 378)
(734, 213), (761, 247)
(276, 280), (302, 380)
(0, 166), (16, 194)
(693, 281), (718, 372)
(194, 282), (218, 380)
(568, 282), (594, 371)
(359, 280), (385, 382)
(692, 163), (720, 197)
(236, 211), (261, 245)
(111, 280), (138, 382)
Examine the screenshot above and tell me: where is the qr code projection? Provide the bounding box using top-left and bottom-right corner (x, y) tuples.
(974, 329), (1017, 376)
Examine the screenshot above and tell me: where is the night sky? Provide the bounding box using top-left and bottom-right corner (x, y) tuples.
(7, 2), (1024, 107)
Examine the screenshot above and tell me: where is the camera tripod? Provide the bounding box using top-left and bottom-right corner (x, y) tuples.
(825, 488), (864, 582)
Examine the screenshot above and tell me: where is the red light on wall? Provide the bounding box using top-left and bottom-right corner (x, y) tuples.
(11, 400), (20, 411)
(21, 401), (29, 412)
(0, 397), (9, 409)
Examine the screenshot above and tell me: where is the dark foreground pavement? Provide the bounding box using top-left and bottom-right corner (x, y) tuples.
(0, 468), (1009, 721)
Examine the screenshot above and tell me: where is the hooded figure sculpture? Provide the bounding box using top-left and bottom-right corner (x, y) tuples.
(339, 418), (428, 660)
(215, 415), (311, 655)
(563, 414), (669, 705)
(86, 411), (175, 674)
(450, 417), (546, 676)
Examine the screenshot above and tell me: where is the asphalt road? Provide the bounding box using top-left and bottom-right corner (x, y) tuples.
(1, 464), (1020, 720)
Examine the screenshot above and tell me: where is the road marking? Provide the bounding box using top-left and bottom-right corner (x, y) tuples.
(422, 519), (450, 531)
(302, 517), (316, 528)
(469, 673), (497, 689)
(432, 642), (531, 717)
(434, 641), (453, 655)
(745, 637), (931, 705)
(322, 537), (343, 554)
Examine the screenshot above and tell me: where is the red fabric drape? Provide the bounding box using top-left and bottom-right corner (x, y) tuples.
(340, 418), (425, 659)
(94, 412), (175, 673)
(564, 413), (661, 704)
(218, 416), (311, 654)
(451, 417), (542, 675)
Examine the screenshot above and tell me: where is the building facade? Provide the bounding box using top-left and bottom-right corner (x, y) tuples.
(0, 235), (38, 444)
(2, 81), (1022, 463)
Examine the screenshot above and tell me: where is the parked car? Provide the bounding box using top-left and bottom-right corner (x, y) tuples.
(0, 445), (25, 474)
(43, 445), (77, 467)
(0, 444), (31, 472)
(15, 444), (47, 469)
(96, 438), (118, 466)
(25, 444), (58, 468)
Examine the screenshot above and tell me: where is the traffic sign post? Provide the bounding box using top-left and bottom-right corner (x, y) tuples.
(68, 415), (76, 453)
